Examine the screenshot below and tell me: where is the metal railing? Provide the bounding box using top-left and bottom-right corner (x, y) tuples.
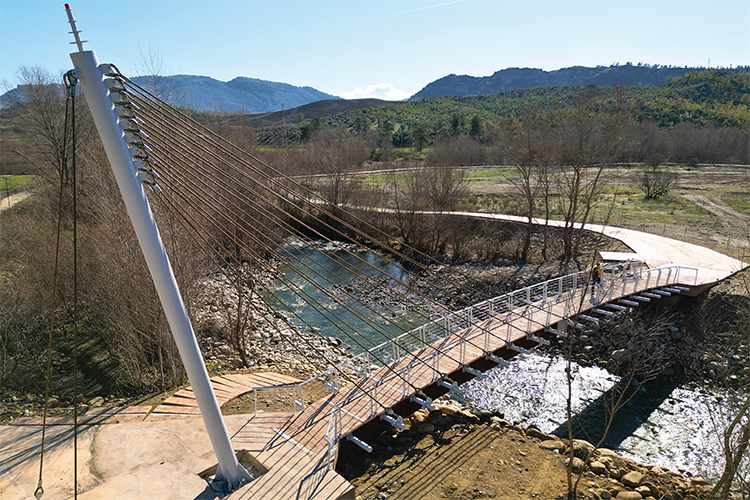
(241, 264), (699, 465)
(308, 263), (699, 469)
(249, 384), (305, 416)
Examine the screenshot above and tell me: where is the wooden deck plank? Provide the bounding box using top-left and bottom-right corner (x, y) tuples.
(160, 396), (198, 407)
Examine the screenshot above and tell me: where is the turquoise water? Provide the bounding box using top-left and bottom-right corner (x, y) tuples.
(261, 241), (426, 352)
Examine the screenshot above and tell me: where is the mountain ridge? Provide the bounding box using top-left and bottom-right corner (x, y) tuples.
(0, 74), (341, 113)
(411, 64), (749, 99)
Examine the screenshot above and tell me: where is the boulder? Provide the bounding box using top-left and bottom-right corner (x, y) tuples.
(565, 457), (586, 473)
(615, 492), (642, 500)
(526, 428), (557, 441)
(572, 439), (596, 460)
(599, 490), (611, 500)
(635, 485), (652, 497)
(590, 461), (608, 475)
(597, 448), (619, 457)
(88, 396), (105, 407)
(410, 408), (429, 423)
(621, 471), (644, 488)
(433, 402), (459, 416)
(539, 440), (566, 451)
(416, 422), (435, 434)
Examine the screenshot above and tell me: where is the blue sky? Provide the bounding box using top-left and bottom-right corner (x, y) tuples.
(1, 0), (749, 100)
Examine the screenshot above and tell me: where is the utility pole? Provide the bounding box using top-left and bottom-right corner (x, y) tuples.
(64, 4), (250, 490)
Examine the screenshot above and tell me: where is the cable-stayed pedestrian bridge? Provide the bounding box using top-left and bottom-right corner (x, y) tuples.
(5, 14), (744, 498)
(225, 262), (698, 499)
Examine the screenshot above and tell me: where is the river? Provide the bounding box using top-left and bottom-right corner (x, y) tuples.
(266, 241), (735, 483)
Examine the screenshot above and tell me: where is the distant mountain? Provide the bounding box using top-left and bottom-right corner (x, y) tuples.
(411, 64), (748, 99)
(0, 75), (340, 113)
(0, 87), (25, 109)
(231, 98), (390, 128)
(133, 75), (341, 113)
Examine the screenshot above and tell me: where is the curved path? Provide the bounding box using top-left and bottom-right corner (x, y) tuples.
(0, 191), (31, 212)
(439, 211), (747, 285)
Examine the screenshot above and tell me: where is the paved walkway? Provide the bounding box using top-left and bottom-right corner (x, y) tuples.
(441, 211), (747, 285)
(0, 191), (31, 212)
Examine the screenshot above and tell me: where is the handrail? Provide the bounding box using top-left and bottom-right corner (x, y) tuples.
(250, 383), (303, 416)
(309, 263), (698, 468)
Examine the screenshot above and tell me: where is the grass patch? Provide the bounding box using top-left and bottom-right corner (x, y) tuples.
(721, 191), (750, 214)
(596, 192), (714, 226)
(0, 175), (35, 201)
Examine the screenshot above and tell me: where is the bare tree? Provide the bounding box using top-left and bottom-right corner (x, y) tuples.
(7, 66), (92, 184)
(552, 93), (612, 256)
(706, 255), (750, 499)
(637, 162), (679, 199)
(303, 127), (370, 211)
(563, 263), (670, 498)
(134, 46), (181, 103)
(502, 113), (543, 262)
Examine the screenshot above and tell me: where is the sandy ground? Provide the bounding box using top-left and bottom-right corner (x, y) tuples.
(0, 191), (31, 211)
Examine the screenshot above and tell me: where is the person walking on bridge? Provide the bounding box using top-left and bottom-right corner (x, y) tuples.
(592, 263), (603, 285)
(590, 263), (603, 303)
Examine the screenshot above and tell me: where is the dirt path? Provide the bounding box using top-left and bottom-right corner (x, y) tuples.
(681, 193), (750, 224)
(0, 191), (30, 211)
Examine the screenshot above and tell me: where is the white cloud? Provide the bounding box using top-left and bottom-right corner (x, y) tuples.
(339, 83), (411, 101)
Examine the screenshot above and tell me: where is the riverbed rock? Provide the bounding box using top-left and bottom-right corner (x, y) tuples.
(596, 448), (619, 457)
(635, 485), (652, 497)
(539, 440), (565, 451)
(410, 408), (429, 424)
(615, 492), (642, 500)
(590, 460), (608, 475)
(433, 401), (459, 415)
(88, 396), (105, 407)
(571, 439), (595, 460)
(525, 427), (557, 441)
(565, 457), (585, 473)
(416, 423), (435, 434)
(599, 489), (612, 499)
(621, 471), (644, 488)
(689, 477), (710, 486)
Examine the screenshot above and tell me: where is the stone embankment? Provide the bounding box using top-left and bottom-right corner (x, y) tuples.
(350, 396), (717, 500)
(194, 268), (350, 379)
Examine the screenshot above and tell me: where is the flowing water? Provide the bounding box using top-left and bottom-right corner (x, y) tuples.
(262, 240), (425, 351)
(266, 242), (732, 482)
(461, 352), (733, 482)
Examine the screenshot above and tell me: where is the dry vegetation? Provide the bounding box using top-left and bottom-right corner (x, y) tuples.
(1, 65), (749, 498)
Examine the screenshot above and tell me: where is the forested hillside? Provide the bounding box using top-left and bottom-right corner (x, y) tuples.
(250, 70), (748, 153)
(410, 63), (748, 99)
